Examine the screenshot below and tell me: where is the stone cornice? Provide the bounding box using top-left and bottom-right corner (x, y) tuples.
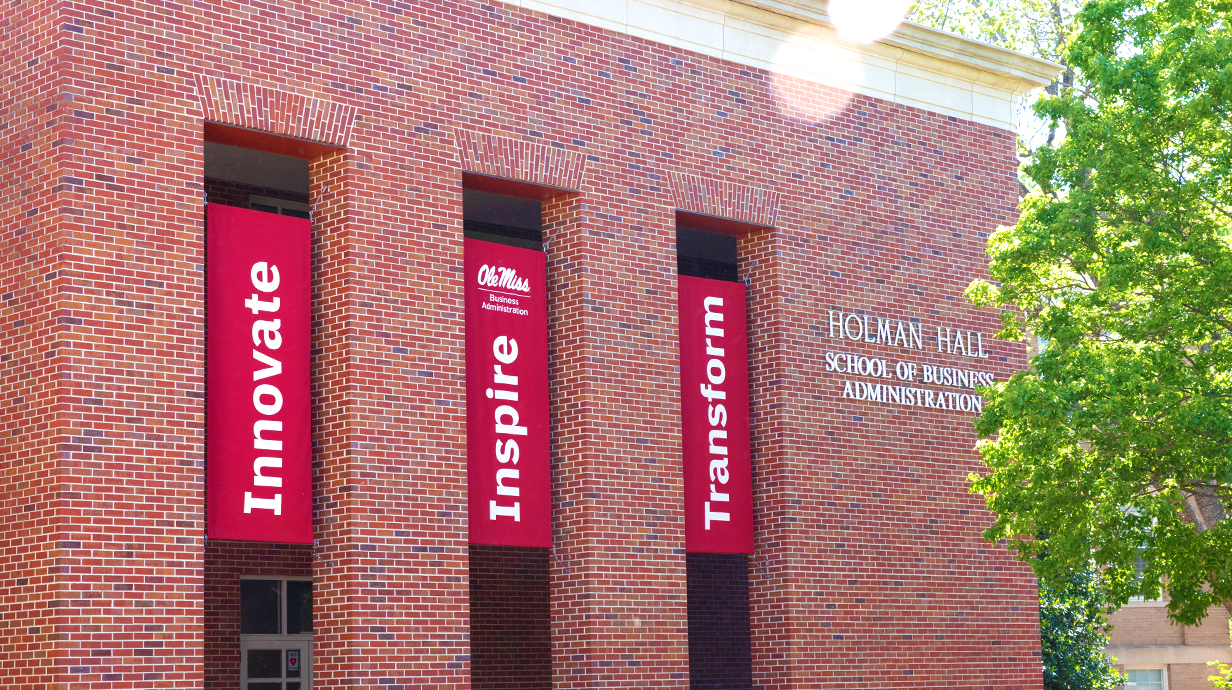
(512, 0), (1064, 130)
(737, 0), (1061, 89)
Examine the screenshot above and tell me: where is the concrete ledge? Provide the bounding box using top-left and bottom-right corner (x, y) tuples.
(1107, 646), (1232, 665)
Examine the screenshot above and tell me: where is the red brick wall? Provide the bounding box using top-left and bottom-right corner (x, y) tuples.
(469, 545), (551, 689)
(203, 541), (313, 689)
(736, 91), (1041, 685)
(0, 3), (65, 687)
(2, 0), (206, 685)
(2, 0), (1042, 688)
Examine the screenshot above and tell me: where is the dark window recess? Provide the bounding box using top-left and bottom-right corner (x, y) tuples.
(204, 141), (310, 218)
(287, 580), (313, 634)
(463, 188), (543, 251)
(687, 553), (752, 690)
(247, 648), (282, 678)
(469, 544), (551, 690)
(240, 580), (281, 635)
(677, 226), (739, 282)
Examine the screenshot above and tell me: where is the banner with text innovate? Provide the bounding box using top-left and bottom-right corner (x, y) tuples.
(679, 275), (753, 553)
(206, 204), (312, 544)
(465, 237), (551, 547)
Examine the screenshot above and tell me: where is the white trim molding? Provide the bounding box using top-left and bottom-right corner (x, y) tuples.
(509, 0), (1062, 131)
(1108, 645), (1232, 666)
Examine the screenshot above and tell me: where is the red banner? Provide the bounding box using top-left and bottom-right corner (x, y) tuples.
(465, 237), (551, 547)
(679, 275), (753, 553)
(206, 204), (312, 544)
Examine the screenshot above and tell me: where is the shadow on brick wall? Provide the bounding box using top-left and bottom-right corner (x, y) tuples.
(688, 553), (752, 690)
(469, 544), (551, 690)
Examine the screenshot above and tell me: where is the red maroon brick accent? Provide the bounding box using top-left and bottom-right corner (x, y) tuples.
(204, 541), (313, 689)
(668, 171), (780, 228)
(0, 0), (1044, 687)
(469, 545), (551, 689)
(196, 76), (357, 148)
(456, 130), (588, 191)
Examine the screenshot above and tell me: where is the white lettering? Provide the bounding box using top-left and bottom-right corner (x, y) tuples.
(496, 468), (520, 496)
(253, 420), (283, 451)
(493, 336), (519, 364)
(704, 297), (725, 336)
(250, 262), (281, 293)
(490, 500), (521, 521)
(705, 502), (730, 529)
(253, 384), (283, 416)
(244, 492), (282, 515)
(253, 457), (283, 488)
(252, 349), (282, 381)
(494, 405), (527, 436)
(495, 439), (520, 464)
(252, 319), (282, 349)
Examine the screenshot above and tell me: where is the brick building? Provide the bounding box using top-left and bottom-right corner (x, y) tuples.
(0, 0), (1060, 687)
(1108, 600), (1232, 690)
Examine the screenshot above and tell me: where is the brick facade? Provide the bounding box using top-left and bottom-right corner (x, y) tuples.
(204, 542), (314, 689)
(1107, 604), (1231, 690)
(0, 0), (1050, 687)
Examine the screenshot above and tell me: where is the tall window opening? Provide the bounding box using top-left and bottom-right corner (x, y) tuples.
(465, 187), (552, 690)
(678, 222), (752, 690)
(203, 126), (328, 690)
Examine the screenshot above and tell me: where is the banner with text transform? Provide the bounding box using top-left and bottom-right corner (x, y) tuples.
(679, 275), (753, 553)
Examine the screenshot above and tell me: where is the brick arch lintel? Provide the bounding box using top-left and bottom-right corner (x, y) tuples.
(195, 75), (357, 148)
(455, 130), (587, 192)
(668, 172), (780, 229)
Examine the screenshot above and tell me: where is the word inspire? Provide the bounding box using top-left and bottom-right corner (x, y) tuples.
(487, 336), (525, 522)
(477, 264), (531, 293)
(698, 296), (734, 530)
(244, 262), (288, 515)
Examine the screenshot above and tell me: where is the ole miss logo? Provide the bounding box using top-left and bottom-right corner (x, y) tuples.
(476, 264), (531, 293)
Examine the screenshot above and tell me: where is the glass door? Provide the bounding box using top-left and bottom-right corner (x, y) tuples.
(241, 639), (309, 690)
(239, 577), (312, 690)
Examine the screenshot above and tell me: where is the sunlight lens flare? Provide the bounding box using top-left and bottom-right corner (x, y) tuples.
(769, 28), (863, 125)
(828, 0), (912, 43)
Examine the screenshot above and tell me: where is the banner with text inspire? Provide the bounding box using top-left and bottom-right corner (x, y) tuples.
(206, 204), (312, 544)
(679, 275), (753, 553)
(465, 237), (551, 547)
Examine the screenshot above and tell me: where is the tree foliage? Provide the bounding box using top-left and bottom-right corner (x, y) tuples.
(1039, 568), (1123, 690)
(965, 0), (1232, 626)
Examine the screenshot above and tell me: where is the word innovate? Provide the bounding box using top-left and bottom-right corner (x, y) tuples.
(842, 380), (985, 413)
(827, 309), (991, 358)
(245, 261), (288, 516)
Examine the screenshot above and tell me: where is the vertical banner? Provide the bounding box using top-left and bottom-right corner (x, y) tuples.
(207, 204), (312, 544)
(679, 275), (753, 553)
(465, 237), (551, 547)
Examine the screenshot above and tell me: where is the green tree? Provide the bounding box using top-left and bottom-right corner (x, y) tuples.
(909, 0), (1082, 189)
(964, 0), (1232, 629)
(1039, 568), (1122, 690)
